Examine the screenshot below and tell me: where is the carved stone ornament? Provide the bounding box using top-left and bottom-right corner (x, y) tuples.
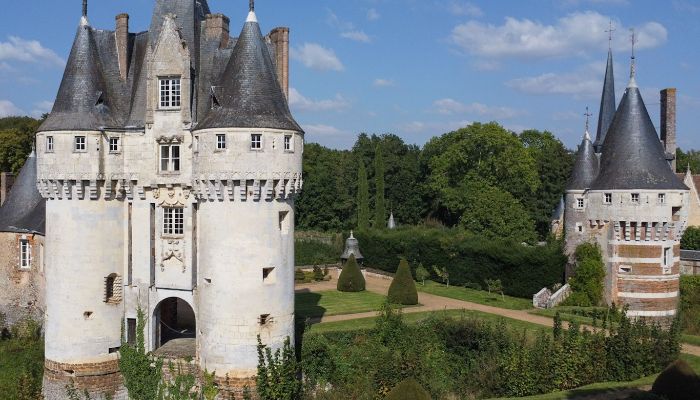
(153, 187), (190, 207)
(161, 239), (186, 273)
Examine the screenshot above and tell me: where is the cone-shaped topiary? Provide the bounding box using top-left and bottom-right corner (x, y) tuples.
(386, 378), (431, 400)
(337, 254), (366, 292)
(651, 359), (700, 400)
(388, 258), (419, 305)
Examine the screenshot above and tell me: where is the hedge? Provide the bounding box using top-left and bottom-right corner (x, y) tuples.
(354, 227), (565, 298)
(680, 275), (700, 335)
(387, 259), (419, 305)
(337, 255), (366, 292)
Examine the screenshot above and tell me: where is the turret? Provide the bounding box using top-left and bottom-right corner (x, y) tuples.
(593, 48), (616, 153)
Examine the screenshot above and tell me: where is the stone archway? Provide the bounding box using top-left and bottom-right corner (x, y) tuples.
(153, 297), (196, 349)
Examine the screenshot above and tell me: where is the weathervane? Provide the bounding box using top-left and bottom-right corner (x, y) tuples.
(584, 107), (592, 133)
(82, 0), (88, 17)
(630, 28), (638, 79)
(249, 0), (255, 12)
(605, 19), (615, 49)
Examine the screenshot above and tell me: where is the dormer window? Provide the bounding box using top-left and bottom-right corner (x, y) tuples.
(159, 77), (181, 109)
(631, 193), (640, 203)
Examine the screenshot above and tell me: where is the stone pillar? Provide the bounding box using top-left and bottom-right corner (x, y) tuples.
(269, 27), (289, 99)
(204, 14), (230, 49)
(115, 13), (130, 80)
(660, 88), (677, 172)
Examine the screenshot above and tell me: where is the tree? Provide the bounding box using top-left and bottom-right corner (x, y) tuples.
(432, 266), (449, 287)
(0, 116), (43, 174)
(256, 336), (301, 400)
(415, 263), (430, 286)
(386, 378), (432, 400)
(373, 144), (386, 228)
(676, 148), (700, 174)
(485, 278), (504, 301)
(357, 160), (370, 230)
(567, 243), (605, 306)
(681, 226), (700, 250)
(337, 255), (366, 292)
(388, 258), (419, 305)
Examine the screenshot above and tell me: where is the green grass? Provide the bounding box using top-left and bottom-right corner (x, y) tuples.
(295, 290), (390, 319)
(0, 338), (44, 398)
(682, 333), (700, 347)
(417, 281), (533, 310)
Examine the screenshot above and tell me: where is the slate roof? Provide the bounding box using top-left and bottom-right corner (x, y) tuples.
(567, 131), (599, 190)
(593, 49), (616, 152)
(39, 0), (300, 133)
(591, 77), (687, 191)
(0, 152), (45, 235)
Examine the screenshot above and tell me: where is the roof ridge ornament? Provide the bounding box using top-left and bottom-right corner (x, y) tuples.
(246, 0), (258, 23)
(605, 19), (615, 50)
(250, 0), (255, 12)
(584, 106), (592, 138)
(628, 28), (638, 88)
(80, 0), (89, 26)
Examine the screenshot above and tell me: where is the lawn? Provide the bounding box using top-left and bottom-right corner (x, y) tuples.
(295, 290), (390, 319)
(417, 280), (534, 310)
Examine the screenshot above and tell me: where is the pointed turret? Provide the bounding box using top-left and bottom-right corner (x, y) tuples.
(593, 49), (616, 152)
(0, 151), (45, 234)
(195, 6), (302, 132)
(567, 130), (599, 190)
(149, 0), (210, 51)
(39, 9), (116, 131)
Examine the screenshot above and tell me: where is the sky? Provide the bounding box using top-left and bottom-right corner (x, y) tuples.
(1, 0), (699, 150)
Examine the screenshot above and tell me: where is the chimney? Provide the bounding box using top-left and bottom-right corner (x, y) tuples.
(660, 88), (677, 172)
(115, 13), (130, 80)
(204, 14), (230, 49)
(269, 27), (289, 99)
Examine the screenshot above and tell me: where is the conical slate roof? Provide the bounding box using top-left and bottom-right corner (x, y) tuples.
(196, 12), (302, 132)
(0, 152), (45, 234)
(567, 131), (599, 190)
(591, 78), (687, 191)
(39, 18), (117, 131)
(593, 49), (616, 152)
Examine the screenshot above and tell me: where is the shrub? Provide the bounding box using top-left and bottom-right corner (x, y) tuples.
(386, 378), (432, 400)
(294, 268), (305, 282)
(565, 243), (605, 306)
(651, 359), (700, 400)
(388, 259), (419, 305)
(681, 226), (700, 250)
(680, 275), (700, 335)
(313, 265), (324, 281)
(337, 255), (365, 292)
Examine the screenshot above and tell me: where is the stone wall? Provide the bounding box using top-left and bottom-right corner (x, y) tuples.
(0, 231), (45, 327)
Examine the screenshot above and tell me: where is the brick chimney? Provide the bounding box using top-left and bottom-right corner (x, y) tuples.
(660, 88), (677, 172)
(268, 27), (289, 99)
(204, 14), (230, 49)
(115, 13), (130, 80)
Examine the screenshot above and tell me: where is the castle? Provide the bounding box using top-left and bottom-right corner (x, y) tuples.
(33, 0), (302, 397)
(559, 42), (689, 324)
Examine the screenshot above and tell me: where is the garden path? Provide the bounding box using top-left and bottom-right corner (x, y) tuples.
(295, 274), (700, 357)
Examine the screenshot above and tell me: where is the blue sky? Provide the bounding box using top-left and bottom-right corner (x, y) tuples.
(1, 0), (699, 150)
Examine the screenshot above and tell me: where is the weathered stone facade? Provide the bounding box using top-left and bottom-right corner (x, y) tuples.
(0, 172), (14, 206)
(0, 232), (45, 327)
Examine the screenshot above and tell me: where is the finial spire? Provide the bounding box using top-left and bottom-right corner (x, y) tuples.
(249, 0), (255, 12)
(82, 0), (87, 17)
(629, 28), (637, 84)
(584, 106), (592, 135)
(605, 19), (615, 50)
(246, 0), (258, 22)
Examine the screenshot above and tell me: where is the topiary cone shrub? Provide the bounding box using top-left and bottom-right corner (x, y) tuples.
(388, 258), (419, 305)
(337, 254), (366, 292)
(651, 359), (700, 400)
(386, 378), (431, 400)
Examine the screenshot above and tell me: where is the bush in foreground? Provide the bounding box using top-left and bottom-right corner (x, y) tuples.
(651, 359), (700, 400)
(388, 258), (418, 305)
(337, 255), (365, 292)
(386, 378), (431, 400)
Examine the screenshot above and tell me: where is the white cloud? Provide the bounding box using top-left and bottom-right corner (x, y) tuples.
(505, 62), (605, 98)
(289, 88), (350, 112)
(31, 100), (53, 117)
(400, 120), (472, 135)
(433, 98), (524, 119)
(367, 8), (380, 21)
(0, 36), (64, 67)
(341, 30), (371, 43)
(373, 78), (395, 87)
(560, 0), (629, 6)
(0, 100), (23, 117)
(450, 11), (667, 60)
(447, 1), (484, 17)
(303, 124), (345, 137)
(290, 43), (344, 71)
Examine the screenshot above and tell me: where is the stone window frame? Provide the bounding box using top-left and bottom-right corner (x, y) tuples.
(158, 76), (182, 110)
(216, 133), (227, 151)
(576, 198), (584, 209)
(604, 193), (612, 204)
(46, 136), (54, 153)
(74, 136), (87, 153)
(19, 238), (31, 270)
(251, 133), (263, 151)
(283, 134), (293, 152)
(631, 193), (640, 204)
(104, 273), (123, 304)
(159, 144), (181, 173)
(162, 207), (184, 236)
(658, 193), (666, 204)
(108, 137), (120, 154)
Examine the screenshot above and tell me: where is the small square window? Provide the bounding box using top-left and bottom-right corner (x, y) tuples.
(74, 136), (86, 152)
(46, 136), (54, 152)
(604, 193), (612, 204)
(576, 198), (584, 209)
(284, 135), (293, 152)
(631, 193), (640, 203)
(163, 207), (184, 236)
(577, 224), (583, 233)
(658, 193), (666, 204)
(20, 239), (31, 269)
(109, 137), (120, 153)
(216, 134), (227, 150)
(251, 134), (262, 150)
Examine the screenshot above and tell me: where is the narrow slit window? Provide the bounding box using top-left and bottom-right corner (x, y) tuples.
(19, 239), (31, 269)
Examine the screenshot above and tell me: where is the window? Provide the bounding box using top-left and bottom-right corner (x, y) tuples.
(46, 136), (54, 152)
(284, 135), (293, 152)
(160, 144), (180, 172)
(163, 207), (184, 236)
(216, 134), (226, 150)
(604, 193), (612, 204)
(279, 211), (290, 234)
(194, 135), (200, 153)
(262, 267), (275, 283)
(19, 239), (31, 269)
(104, 273), (122, 303)
(658, 193), (666, 204)
(631, 193), (640, 203)
(576, 223), (583, 233)
(159, 77), (181, 109)
(109, 137), (120, 153)
(74, 136), (86, 152)
(251, 134), (262, 150)
(259, 314), (271, 325)
(576, 198), (584, 209)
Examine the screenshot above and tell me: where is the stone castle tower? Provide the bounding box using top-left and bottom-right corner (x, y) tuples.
(36, 1), (302, 397)
(563, 44), (688, 324)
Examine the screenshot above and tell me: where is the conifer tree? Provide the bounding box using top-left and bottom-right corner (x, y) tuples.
(337, 254), (366, 292)
(388, 258), (419, 305)
(357, 160), (370, 230)
(373, 145), (386, 228)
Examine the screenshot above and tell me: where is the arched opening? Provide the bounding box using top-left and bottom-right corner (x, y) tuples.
(153, 297), (196, 349)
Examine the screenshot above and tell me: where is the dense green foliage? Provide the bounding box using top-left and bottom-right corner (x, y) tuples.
(651, 359), (700, 400)
(357, 161), (370, 230)
(256, 336), (301, 400)
(354, 227), (565, 298)
(681, 226), (700, 250)
(301, 304), (681, 399)
(337, 255), (366, 292)
(0, 318), (44, 400)
(680, 275), (700, 335)
(295, 232), (343, 266)
(565, 243), (605, 307)
(386, 378), (432, 400)
(0, 116), (43, 173)
(373, 145), (386, 229)
(387, 259), (419, 305)
(677, 147), (700, 174)
(119, 308), (164, 400)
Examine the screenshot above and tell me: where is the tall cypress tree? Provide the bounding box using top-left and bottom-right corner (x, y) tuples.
(374, 145), (386, 229)
(357, 160), (370, 230)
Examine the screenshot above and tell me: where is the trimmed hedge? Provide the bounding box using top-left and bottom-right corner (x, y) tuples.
(680, 275), (700, 335)
(386, 378), (432, 400)
(354, 227), (565, 298)
(337, 255), (366, 292)
(388, 259), (419, 305)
